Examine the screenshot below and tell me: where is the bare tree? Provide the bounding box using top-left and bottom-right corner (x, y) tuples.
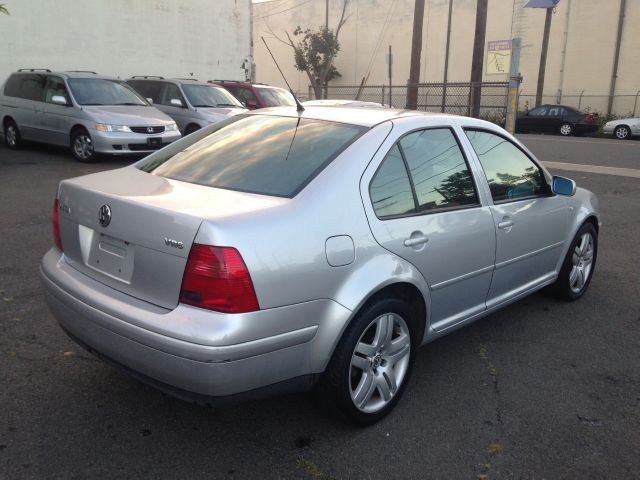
(269, 0), (349, 100)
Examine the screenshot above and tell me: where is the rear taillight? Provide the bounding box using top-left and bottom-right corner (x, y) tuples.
(584, 114), (594, 122)
(53, 199), (63, 252)
(179, 244), (259, 313)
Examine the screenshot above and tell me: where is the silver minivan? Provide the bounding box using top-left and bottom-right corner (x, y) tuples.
(0, 70), (181, 161)
(126, 77), (246, 135)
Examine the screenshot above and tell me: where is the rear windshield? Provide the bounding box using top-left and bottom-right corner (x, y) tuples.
(67, 78), (148, 106)
(255, 87), (296, 107)
(136, 115), (366, 198)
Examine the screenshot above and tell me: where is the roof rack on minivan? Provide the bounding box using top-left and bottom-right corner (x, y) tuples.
(66, 70), (98, 74)
(18, 68), (51, 72)
(131, 75), (164, 79)
(175, 78), (199, 81)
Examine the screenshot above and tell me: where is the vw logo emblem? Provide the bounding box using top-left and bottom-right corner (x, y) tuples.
(147, 127), (154, 133)
(98, 204), (111, 227)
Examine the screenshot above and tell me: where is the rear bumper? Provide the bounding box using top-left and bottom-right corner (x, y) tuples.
(40, 249), (351, 398)
(91, 130), (182, 155)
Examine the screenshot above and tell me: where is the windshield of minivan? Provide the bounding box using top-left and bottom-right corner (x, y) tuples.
(255, 87), (296, 107)
(67, 78), (148, 106)
(136, 115), (366, 197)
(183, 84), (244, 108)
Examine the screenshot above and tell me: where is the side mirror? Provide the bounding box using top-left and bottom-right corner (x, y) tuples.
(51, 95), (68, 106)
(170, 98), (184, 108)
(146, 97), (154, 105)
(552, 175), (576, 196)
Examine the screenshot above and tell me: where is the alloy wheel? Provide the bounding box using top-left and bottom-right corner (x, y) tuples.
(569, 232), (594, 294)
(5, 124), (17, 147)
(73, 134), (93, 160)
(615, 126), (629, 140)
(560, 124), (573, 136)
(349, 313), (411, 414)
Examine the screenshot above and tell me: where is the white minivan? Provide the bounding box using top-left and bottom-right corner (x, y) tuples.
(0, 69), (181, 161)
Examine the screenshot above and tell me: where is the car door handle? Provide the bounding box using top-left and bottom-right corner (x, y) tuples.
(404, 235), (429, 247)
(498, 219), (514, 229)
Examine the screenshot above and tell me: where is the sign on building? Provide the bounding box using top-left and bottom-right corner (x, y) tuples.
(486, 40), (512, 75)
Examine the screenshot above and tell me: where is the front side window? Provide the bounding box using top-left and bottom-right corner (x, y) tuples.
(399, 128), (478, 212)
(465, 129), (547, 202)
(182, 84), (243, 108)
(67, 78), (148, 106)
(234, 87), (258, 105)
(160, 83), (185, 106)
(137, 115), (365, 198)
(44, 76), (70, 104)
(370, 145), (416, 218)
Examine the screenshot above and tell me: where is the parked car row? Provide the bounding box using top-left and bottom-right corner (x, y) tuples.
(0, 69), (296, 161)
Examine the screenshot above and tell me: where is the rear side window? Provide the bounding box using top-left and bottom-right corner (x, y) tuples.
(127, 80), (164, 104)
(4, 73), (46, 101)
(137, 115), (366, 198)
(465, 129), (546, 202)
(370, 145), (416, 218)
(399, 128), (478, 211)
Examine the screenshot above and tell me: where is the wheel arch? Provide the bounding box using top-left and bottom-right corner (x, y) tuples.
(184, 123), (201, 134)
(614, 124), (631, 137)
(69, 124), (89, 142)
(324, 256), (432, 369)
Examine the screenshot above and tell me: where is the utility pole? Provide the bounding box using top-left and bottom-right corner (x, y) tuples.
(406, 0), (425, 110)
(441, 0), (453, 112)
(535, 7), (553, 107)
(607, 0), (626, 115)
(387, 45), (393, 107)
(325, 0), (329, 29)
(469, 0), (488, 117)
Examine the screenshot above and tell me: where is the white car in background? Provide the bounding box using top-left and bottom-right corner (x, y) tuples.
(602, 117), (640, 140)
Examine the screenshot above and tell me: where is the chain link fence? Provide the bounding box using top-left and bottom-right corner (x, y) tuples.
(311, 82), (510, 123)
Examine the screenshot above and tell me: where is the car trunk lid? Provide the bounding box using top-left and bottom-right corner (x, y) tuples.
(57, 166), (285, 309)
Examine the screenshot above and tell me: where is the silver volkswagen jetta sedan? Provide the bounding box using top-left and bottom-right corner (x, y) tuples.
(41, 107), (600, 425)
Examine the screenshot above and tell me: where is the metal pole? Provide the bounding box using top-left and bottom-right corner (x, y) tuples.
(406, 0), (425, 109)
(388, 45), (393, 107)
(325, 0), (329, 29)
(535, 7), (553, 107)
(470, 0), (488, 117)
(556, 0), (572, 104)
(441, 0), (453, 113)
(505, 38), (522, 135)
(607, 0), (626, 116)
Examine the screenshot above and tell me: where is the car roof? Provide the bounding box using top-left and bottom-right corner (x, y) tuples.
(127, 77), (219, 87)
(250, 106), (465, 128)
(12, 70), (124, 81)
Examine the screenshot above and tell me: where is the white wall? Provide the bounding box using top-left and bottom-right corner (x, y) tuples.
(0, 0), (252, 82)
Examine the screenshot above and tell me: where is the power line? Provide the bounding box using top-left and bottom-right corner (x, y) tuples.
(255, 0), (314, 20)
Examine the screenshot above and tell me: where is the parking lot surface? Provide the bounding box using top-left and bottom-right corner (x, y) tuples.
(1, 136), (639, 479)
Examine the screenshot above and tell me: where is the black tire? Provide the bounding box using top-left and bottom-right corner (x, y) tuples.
(614, 125), (631, 140)
(70, 128), (96, 162)
(4, 119), (22, 149)
(184, 124), (200, 136)
(559, 122), (574, 136)
(318, 296), (419, 426)
(547, 222), (598, 301)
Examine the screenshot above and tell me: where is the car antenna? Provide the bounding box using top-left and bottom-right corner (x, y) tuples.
(261, 36), (305, 113)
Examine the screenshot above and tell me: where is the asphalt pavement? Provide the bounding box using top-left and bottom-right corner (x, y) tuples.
(1, 135), (639, 479)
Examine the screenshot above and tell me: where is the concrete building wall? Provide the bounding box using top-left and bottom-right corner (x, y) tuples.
(254, 0), (640, 114)
(0, 0), (252, 82)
